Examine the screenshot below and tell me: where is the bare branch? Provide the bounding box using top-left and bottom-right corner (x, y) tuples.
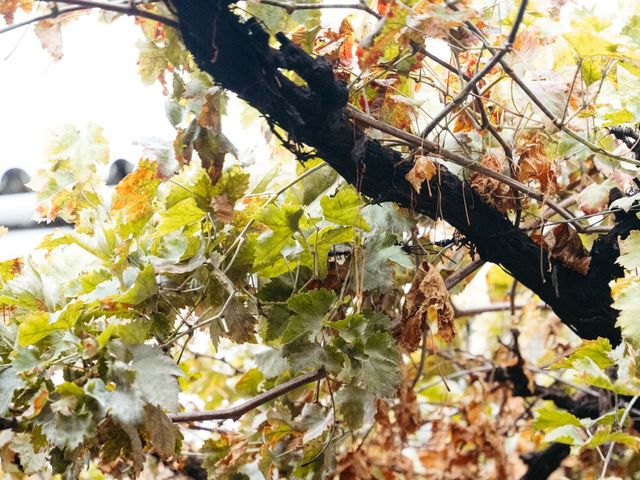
(258, 0), (381, 18)
(460, 17), (639, 166)
(49, 0), (179, 28)
(444, 257), (484, 289)
(421, 0), (528, 138)
(168, 368), (326, 423)
(454, 301), (547, 317)
(0, 6), (86, 35)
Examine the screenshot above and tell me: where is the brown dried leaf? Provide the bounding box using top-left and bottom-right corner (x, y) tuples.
(516, 129), (558, 194)
(405, 155), (436, 195)
(34, 19), (64, 61)
(399, 262), (454, 350)
(211, 193), (234, 223)
(535, 223), (591, 275)
(469, 155), (518, 213)
(143, 405), (180, 460)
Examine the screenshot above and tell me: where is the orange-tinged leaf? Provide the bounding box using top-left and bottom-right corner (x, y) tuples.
(534, 224), (591, 275)
(469, 155), (518, 213)
(0, 0), (19, 24)
(516, 129), (558, 194)
(453, 110), (476, 133)
(405, 156), (436, 194)
(34, 19), (64, 61)
(111, 159), (160, 222)
(211, 193), (234, 223)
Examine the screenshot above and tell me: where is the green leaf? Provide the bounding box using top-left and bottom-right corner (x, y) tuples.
(254, 204), (304, 268)
(84, 378), (141, 425)
(235, 368), (264, 396)
(283, 339), (343, 374)
(0, 367), (24, 415)
(17, 302), (83, 347)
(617, 231), (640, 270)
(282, 289), (336, 343)
(603, 108), (634, 127)
(11, 347), (44, 373)
(571, 357), (615, 391)
(157, 197), (205, 235)
(109, 341), (183, 412)
(552, 338), (613, 370)
(136, 40), (167, 85)
(622, 15), (640, 47)
(533, 406), (583, 431)
(255, 348), (288, 378)
(320, 185), (370, 230)
(543, 425), (583, 445)
(110, 388), (146, 425)
(563, 29), (619, 58)
(301, 226), (355, 278)
(112, 265), (157, 306)
(362, 202), (414, 240)
(585, 429), (640, 451)
(41, 411), (94, 450)
(143, 405), (181, 459)
(212, 164), (249, 201)
(359, 332), (400, 397)
(335, 384), (374, 430)
(362, 232), (413, 291)
(297, 160), (337, 205)
(164, 162), (214, 209)
(612, 279), (640, 346)
(9, 433), (49, 475)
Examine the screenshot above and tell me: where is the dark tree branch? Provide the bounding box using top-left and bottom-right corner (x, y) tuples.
(168, 0), (635, 346)
(0, 416), (17, 431)
(520, 443), (570, 480)
(168, 368), (326, 422)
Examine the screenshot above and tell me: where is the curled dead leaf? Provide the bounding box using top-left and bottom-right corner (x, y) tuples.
(211, 193), (234, 223)
(399, 262), (455, 350)
(532, 223), (590, 275)
(34, 19), (64, 61)
(515, 129), (558, 194)
(469, 155), (518, 213)
(405, 155), (437, 195)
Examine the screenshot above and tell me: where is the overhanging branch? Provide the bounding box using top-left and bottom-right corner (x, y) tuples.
(168, 0), (636, 344)
(168, 368), (326, 422)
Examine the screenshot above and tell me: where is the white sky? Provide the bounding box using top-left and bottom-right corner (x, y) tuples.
(0, 12), (177, 259)
(0, 12), (175, 176)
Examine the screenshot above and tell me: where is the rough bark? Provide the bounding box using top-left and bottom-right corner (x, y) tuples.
(169, 0), (639, 344)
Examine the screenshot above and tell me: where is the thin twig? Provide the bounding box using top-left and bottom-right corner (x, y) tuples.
(600, 395), (639, 479)
(259, 0), (381, 18)
(0, 6), (86, 35)
(460, 18), (640, 166)
(420, 0), (528, 138)
(454, 301), (547, 317)
(48, 0), (178, 27)
(346, 105), (585, 230)
(444, 257), (485, 289)
(168, 368), (327, 422)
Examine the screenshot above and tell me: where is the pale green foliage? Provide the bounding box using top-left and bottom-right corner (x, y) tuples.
(6, 0), (640, 478)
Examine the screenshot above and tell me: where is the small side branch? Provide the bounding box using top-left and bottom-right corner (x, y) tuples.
(47, 0), (178, 28)
(420, 0), (528, 138)
(259, 0), (381, 18)
(168, 368), (326, 423)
